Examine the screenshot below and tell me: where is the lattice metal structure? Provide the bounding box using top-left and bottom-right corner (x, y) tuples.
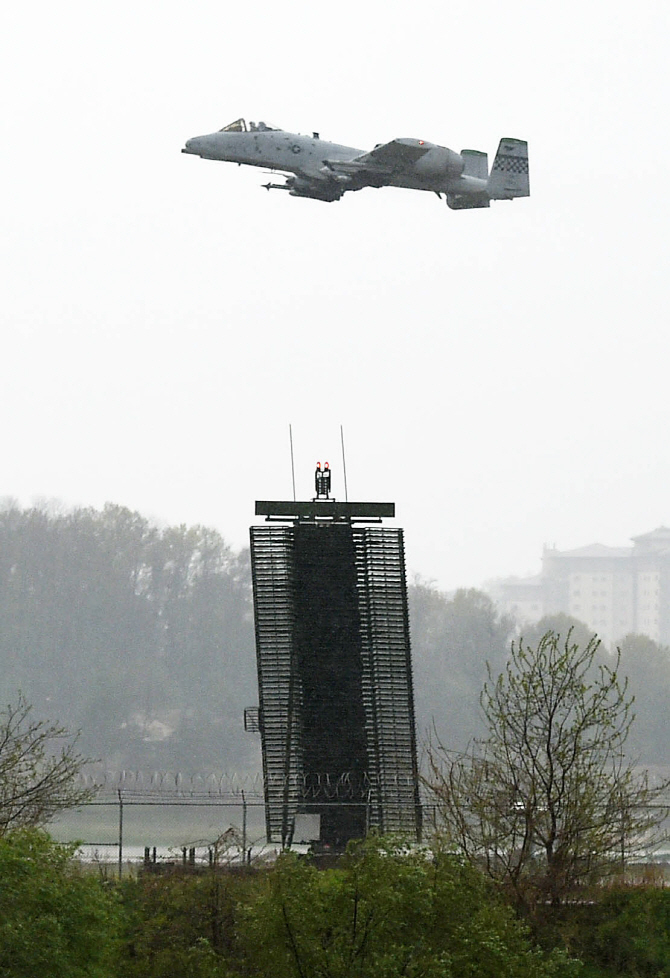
(248, 525), (301, 844)
(354, 526), (420, 834)
(250, 492), (421, 848)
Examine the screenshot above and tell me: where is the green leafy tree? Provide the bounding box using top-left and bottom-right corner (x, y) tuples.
(574, 887), (670, 977)
(0, 693), (94, 834)
(521, 615), (596, 652)
(409, 583), (515, 749)
(120, 870), (239, 978)
(426, 630), (669, 912)
(238, 837), (580, 978)
(618, 633), (670, 765)
(0, 829), (121, 977)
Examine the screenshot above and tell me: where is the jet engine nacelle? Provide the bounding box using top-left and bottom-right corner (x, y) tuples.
(288, 176), (344, 202)
(413, 146), (464, 179)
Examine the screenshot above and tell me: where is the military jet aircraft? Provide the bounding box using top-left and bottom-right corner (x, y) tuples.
(182, 118), (529, 208)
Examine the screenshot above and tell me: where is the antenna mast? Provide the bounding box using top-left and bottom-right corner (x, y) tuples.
(340, 425), (349, 502)
(289, 425), (296, 502)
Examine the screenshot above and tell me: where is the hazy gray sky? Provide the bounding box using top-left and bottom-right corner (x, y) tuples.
(3, 0), (669, 590)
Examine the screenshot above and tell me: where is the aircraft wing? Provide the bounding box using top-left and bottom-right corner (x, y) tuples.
(322, 138), (433, 187)
(352, 138), (432, 168)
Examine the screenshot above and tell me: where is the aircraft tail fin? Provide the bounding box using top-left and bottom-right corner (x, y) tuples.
(487, 138), (529, 199)
(461, 149), (488, 180)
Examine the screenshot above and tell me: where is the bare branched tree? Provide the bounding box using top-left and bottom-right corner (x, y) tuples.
(425, 630), (669, 912)
(0, 693), (96, 833)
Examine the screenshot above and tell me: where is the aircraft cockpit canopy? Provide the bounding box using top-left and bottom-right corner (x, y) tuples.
(218, 118), (281, 133)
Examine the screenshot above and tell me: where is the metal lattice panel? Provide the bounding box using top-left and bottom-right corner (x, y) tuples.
(249, 525), (302, 843)
(354, 526), (421, 836)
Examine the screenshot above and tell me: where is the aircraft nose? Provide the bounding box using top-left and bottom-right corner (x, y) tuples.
(181, 132), (231, 161)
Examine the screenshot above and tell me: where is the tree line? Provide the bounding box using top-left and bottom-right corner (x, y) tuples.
(0, 501), (257, 774)
(4, 828), (670, 978)
(1, 501), (670, 774)
(0, 830), (593, 977)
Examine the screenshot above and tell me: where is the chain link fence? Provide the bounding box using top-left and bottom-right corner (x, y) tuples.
(48, 769), (670, 877)
(48, 769), (439, 874)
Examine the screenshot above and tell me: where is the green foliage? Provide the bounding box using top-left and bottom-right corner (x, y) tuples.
(0, 832), (585, 978)
(585, 887), (670, 977)
(426, 630), (669, 911)
(237, 837), (580, 978)
(118, 869), (248, 978)
(542, 887), (670, 978)
(0, 829), (121, 978)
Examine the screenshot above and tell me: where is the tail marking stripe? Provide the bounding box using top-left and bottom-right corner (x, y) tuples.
(491, 155), (529, 174)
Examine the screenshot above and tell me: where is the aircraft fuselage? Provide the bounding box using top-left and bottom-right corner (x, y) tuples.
(184, 130), (359, 174)
(182, 130), (487, 196)
(182, 120), (529, 206)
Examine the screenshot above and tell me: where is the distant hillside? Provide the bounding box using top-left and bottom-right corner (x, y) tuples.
(0, 502), (258, 774)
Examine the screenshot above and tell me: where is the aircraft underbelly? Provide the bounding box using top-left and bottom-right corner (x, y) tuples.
(388, 174), (447, 192)
(388, 173), (488, 195)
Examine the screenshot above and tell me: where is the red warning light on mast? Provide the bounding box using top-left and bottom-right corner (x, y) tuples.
(314, 460), (331, 499)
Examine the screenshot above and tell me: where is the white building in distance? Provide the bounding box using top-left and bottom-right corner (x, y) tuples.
(495, 527), (670, 648)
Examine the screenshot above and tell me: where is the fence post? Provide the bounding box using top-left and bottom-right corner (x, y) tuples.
(242, 790), (247, 858)
(117, 789), (124, 878)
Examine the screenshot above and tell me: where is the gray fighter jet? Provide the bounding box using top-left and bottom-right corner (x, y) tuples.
(182, 118), (529, 208)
